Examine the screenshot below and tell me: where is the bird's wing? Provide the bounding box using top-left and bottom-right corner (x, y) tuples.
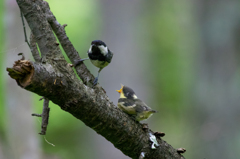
(118, 98), (136, 107)
(118, 98), (137, 114)
(106, 50), (113, 63)
(134, 99), (155, 113)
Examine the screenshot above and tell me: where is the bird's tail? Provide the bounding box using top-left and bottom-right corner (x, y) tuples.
(150, 110), (158, 113)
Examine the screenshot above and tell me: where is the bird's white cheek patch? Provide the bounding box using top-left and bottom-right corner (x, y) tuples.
(98, 45), (108, 55)
(133, 94), (138, 99)
(88, 45), (92, 53)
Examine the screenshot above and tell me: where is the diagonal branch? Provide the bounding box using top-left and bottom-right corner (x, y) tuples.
(8, 0), (186, 158)
(7, 59), (184, 159)
(36, 0), (95, 86)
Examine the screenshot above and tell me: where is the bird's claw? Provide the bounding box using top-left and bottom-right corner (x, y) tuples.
(73, 59), (85, 67)
(93, 77), (98, 86)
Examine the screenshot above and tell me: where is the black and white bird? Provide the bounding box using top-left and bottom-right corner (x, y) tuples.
(116, 85), (157, 121)
(74, 40), (113, 86)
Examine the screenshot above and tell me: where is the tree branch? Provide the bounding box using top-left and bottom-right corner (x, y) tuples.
(32, 97), (50, 135)
(20, 11), (30, 48)
(39, 98), (50, 135)
(7, 0), (186, 158)
(37, 0), (95, 86)
(30, 33), (41, 62)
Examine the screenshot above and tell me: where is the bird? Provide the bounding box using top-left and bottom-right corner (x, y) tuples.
(74, 40), (113, 86)
(116, 85), (157, 121)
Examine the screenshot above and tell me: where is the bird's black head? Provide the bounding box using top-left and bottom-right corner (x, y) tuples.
(88, 40), (109, 56)
(123, 86), (137, 99)
(91, 40), (107, 47)
(116, 85), (138, 99)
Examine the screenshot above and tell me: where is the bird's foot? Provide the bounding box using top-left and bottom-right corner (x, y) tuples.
(73, 59), (85, 67)
(93, 77), (98, 86)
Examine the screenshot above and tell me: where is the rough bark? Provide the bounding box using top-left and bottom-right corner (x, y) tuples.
(7, 0), (185, 158)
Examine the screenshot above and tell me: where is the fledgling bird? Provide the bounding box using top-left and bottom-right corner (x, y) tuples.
(74, 40), (113, 86)
(116, 85), (157, 122)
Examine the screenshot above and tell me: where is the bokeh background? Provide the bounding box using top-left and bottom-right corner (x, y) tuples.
(1, 0), (240, 158)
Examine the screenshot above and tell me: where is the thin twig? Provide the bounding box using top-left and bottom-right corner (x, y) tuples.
(39, 98), (50, 135)
(31, 97), (50, 135)
(18, 53), (25, 60)
(20, 11), (30, 48)
(32, 113), (42, 117)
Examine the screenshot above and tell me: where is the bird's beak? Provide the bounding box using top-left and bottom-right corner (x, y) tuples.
(91, 44), (98, 51)
(116, 84), (124, 93)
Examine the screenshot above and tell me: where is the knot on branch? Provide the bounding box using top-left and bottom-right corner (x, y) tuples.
(7, 59), (34, 88)
(7, 59), (32, 80)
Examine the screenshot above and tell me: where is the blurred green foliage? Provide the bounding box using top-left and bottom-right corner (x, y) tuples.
(138, 1), (197, 158)
(47, 0), (102, 61)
